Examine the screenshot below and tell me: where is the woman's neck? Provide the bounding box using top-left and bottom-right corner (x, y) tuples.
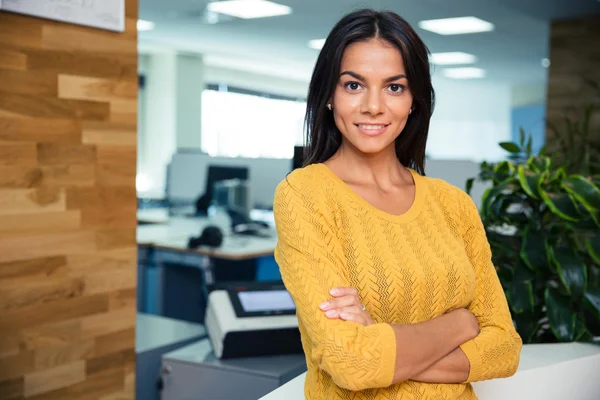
(326, 142), (411, 190)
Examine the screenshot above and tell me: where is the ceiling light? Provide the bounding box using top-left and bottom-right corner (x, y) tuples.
(419, 17), (494, 35)
(443, 67), (486, 79)
(308, 39), (325, 50)
(207, 0), (292, 19)
(430, 52), (477, 65)
(137, 20), (155, 31)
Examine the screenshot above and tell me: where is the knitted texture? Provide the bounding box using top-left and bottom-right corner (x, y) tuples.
(273, 164), (522, 400)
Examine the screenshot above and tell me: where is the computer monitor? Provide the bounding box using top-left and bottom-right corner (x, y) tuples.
(292, 146), (305, 171)
(195, 165), (249, 214)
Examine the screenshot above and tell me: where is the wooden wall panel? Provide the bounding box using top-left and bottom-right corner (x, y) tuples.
(546, 16), (600, 147)
(0, 3), (138, 399)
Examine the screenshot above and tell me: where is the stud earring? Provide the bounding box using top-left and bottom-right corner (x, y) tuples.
(409, 108), (413, 114)
(327, 103), (332, 111)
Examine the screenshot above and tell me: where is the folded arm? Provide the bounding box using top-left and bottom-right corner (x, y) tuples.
(273, 179), (479, 391)
(455, 190), (523, 382)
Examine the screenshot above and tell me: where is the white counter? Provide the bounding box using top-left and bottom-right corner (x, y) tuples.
(260, 343), (600, 400)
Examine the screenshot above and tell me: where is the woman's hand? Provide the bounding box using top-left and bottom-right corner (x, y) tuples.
(319, 287), (375, 326)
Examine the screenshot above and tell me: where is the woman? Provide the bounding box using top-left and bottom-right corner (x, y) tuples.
(273, 8), (522, 400)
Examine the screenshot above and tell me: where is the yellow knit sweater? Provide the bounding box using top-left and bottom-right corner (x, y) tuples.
(273, 164), (522, 400)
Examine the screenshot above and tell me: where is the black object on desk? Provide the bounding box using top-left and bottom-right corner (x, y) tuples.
(195, 165), (249, 214)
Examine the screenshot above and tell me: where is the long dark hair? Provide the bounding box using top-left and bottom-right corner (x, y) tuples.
(303, 9), (435, 175)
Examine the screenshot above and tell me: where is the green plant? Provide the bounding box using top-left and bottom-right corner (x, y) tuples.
(466, 131), (600, 344)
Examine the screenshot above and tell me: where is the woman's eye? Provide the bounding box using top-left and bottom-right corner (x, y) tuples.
(345, 82), (361, 91)
(389, 84), (403, 93)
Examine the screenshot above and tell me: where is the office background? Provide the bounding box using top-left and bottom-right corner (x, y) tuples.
(0, 0), (599, 399)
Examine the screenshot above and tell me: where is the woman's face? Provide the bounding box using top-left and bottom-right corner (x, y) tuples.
(332, 38), (413, 156)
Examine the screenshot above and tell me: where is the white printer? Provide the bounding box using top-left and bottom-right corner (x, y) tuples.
(205, 283), (304, 359)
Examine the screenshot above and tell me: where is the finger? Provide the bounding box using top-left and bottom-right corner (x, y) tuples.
(330, 287), (358, 297)
(339, 311), (369, 326)
(319, 295), (358, 311)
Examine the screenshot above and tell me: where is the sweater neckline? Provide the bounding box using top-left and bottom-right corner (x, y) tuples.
(314, 163), (427, 224)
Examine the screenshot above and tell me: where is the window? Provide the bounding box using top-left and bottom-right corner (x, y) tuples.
(201, 87), (306, 159)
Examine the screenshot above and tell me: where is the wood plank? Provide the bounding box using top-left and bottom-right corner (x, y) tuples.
(0, 275), (85, 311)
(86, 349), (134, 376)
(80, 308), (136, 341)
(24, 360), (85, 397)
(95, 230), (136, 251)
(0, 14), (42, 48)
(0, 188), (66, 216)
(0, 256), (68, 281)
(20, 319), (81, 351)
(107, 288), (136, 311)
(0, 351), (34, 381)
(34, 340), (95, 371)
(93, 328), (135, 358)
(82, 121), (136, 147)
(66, 248), (136, 274)
(0, 118), (81, 143)
(37, 143), (97, 166)
(0, 69), (57, 97)
(25, 49), (138, 80)
(0, 293), (108, 332)
(0, 210), (81, 235)
(96, 146), (137, 187)
(0, 230), (96, 264)
(42, 25), (136, 56)
(66, 188), (136, 229)
(40, 165), (96, 188)
(83, 265), (135, 295)
(0, 48), (27, 71)
(0, 92), (110, 120)
(0, 143), (37, 166)
(58, 75), (137, 102)
(0, 334), (20, 358)
(0, 377), (23, 400)
(27, 364), (124, 400)
(0, 167), (43, 189)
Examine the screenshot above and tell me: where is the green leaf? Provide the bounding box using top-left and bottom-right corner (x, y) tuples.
(466, 178), (474, 196)
(526, 136), (533, 156)
(519, 127), (526, 147)
(561, 175), (600, 212)
(493, 161), (515, 184)
(552, 248), (587, 298)
(585, 236), (600, 264)
(499, 142), (522, 154)
(540, 191), (580, 221)
(547, 167), (567, 183)
(545, 288), (576, 342)
(584, 288), (600, 319)
(517, 165), (545, 199)
(481, 180), (518, 219)
(514, 259), (536, 281)
(574, 317), (587, 341)
(527, 156), (551, 173)
(513, 313), (539, 344)
(520, 228), (548, 271)
(508, 281), (535, 313)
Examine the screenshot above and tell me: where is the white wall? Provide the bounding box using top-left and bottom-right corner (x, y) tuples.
(428, 76), (512, 162)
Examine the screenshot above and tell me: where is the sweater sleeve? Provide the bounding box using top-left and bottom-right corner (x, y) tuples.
(273, 177), (397, 391)
(457, 190), (522, 382)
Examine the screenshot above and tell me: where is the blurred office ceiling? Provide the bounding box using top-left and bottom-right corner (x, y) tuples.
(138, 0), (600, 85)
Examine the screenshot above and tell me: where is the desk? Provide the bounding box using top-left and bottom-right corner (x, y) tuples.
(136, 313), (207, 400)
(161, 339), (306, 400)
(259, 343), (600, 400)
(136, 210), (279, 320)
